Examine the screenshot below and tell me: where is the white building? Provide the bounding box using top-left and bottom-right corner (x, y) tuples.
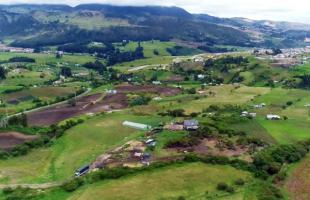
(122, 121), (152, 131)
(266, 114), (281, 120)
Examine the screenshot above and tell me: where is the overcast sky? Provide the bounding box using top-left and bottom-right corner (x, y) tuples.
(1, 0), (310, 24)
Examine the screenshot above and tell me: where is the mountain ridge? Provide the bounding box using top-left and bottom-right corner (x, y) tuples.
(0, 4), (309, 49)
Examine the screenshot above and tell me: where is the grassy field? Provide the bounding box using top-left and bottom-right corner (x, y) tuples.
(153, 85), (271, 114)
(252, 88), (310, 143)
(257, 118), (310, 144)
(63, 163), (251, 200)
(2, 70), (54, 86)
(113, 56), (174, 71)
(0, 112), (171, 184)
(0, 52), (95, 65)
(116, 40), (176, 58)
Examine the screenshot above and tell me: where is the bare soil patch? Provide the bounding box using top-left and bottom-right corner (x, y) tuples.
(27, 93), (129, 126)
(27, 84), (180, 126)
(0, 132), (38, 150)
(167, 138), (251, 161)
(286, 157), (310, 200)
(166, 75), (184, 82)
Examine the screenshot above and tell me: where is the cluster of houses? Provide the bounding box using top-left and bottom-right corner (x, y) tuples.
(0, 44), (34, 53)
(240, 103), (282, 120)
(254, 103), (266, 109)
(164, 119), (199, 131)
(106, 89), (118, 95)
(241, 111), (257, 118)
(122, 119), (200, 132)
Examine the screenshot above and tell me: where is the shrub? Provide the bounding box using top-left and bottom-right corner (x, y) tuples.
(62, 178), (84, 192)
(217, 182), (228, 191)
(226, 186), (235, 193)
(286, 101), (293, 106)
(130, 96), (151, 106)
(234, 178), (245, 186)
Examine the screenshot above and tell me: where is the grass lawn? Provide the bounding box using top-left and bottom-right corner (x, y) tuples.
(156, 85), (270, 114)
(116, 40), (176, 58)
(113, 56), (174, 71)
(66, 162), (252, 200)
(0, 112), (170, 184)
(2, 70), (54, 86)
(257, 118), (310, 144)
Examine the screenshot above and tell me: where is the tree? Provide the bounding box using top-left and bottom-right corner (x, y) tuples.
(0, 67), (6, 79)
(60, 67), (72, 78)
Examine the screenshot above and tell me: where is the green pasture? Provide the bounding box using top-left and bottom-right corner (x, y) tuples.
(0, 52), (95, 65)
(66, 162), (251, 200)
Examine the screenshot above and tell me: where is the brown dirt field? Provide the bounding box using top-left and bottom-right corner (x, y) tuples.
(27, 93), (129, 126)
(0, 132), (38, 150)
(286, 156), (310, 200)
(115, 84), (182, 96)
(167, 138), (250, 160)
(27, 84), (180, 126)
(194, 139), (248, 158)
(166, 75), (184, 82)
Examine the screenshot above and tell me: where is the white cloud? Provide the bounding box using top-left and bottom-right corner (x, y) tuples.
(1, 0), (310, 23)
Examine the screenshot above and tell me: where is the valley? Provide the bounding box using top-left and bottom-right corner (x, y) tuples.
(0, 3), (309, 200)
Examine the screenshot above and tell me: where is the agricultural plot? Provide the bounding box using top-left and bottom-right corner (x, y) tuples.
(0, 86), (78, 115)
(0, 132), (38, 151)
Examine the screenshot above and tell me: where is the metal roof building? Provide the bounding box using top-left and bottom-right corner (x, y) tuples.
(122, 121), (152, 131)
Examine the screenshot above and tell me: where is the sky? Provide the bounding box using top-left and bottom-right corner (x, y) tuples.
(1, 0), (310, 24)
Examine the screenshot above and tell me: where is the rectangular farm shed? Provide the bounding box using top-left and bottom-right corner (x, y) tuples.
(122, 121), (152, 131)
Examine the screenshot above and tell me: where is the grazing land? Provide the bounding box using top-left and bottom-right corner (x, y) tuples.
(66, 163), (251, 200)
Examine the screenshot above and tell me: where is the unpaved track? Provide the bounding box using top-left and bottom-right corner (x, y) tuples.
(0, 182), (62, 189)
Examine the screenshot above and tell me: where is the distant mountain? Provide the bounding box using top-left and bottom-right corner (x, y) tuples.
(0, 4), (309, 49)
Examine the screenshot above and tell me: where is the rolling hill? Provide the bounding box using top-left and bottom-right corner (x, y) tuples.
(0, 4), (309, 49)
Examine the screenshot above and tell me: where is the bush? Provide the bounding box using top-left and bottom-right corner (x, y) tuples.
(217, 182), (228, 191)
(187, 88), (196, 94)
(226, 186), (235, 193)
(130, 96), (151, 106)
(62, 178), (84, 192)
(9, 57), (35, 63)
(234, 178), (245, 186)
